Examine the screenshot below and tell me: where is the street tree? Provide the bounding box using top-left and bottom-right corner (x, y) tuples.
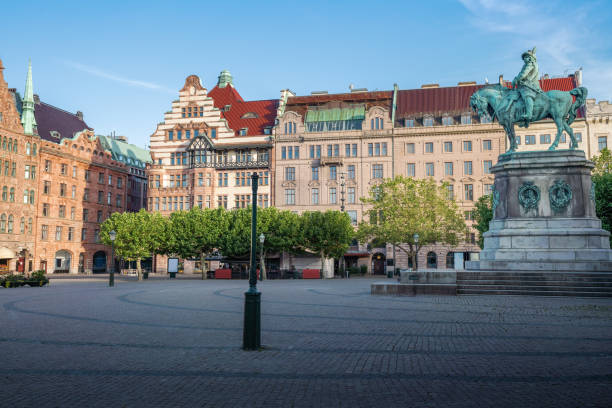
(592, 149), (612, 243)
(257, 207), (301, 279)
(357, 176), (467, 270)
(472, 194), (493, 249)
(300, 210), (353, 277)
(219, 208), (251, 259)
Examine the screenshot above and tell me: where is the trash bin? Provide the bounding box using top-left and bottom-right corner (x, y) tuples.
(169, 272), (176, 279)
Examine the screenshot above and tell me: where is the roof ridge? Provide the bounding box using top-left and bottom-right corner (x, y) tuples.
(39, 101), (89, 123)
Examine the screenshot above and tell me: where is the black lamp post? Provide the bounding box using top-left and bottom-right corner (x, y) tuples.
(109, 230), (116, 287)
(413, 233), (419, 271)
(259, 233), (265, 281)
(243, 173), (261, 350)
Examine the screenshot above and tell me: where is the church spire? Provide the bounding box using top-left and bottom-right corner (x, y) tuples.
(21, 59), (37, 135)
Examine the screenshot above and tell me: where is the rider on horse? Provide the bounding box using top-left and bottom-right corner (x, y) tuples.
(497, 47), (542, 124)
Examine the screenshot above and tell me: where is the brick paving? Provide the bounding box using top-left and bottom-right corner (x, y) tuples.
(1, 278), (611, 407)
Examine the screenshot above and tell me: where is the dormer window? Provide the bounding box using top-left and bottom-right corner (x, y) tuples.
(50, 131), (61, 139)
(442, 116), (453, 126)
(263, 127), (272, 135)
(224, 105), (231, 112)
(239, 128), (248, 136)
(423, 117), (434, 127)
(461, 114), (472, 125)
(241, 112), (259, 119)
(404, 118), (414, 127)
(371, 117), (384, 130)
(284, 122), (296, 135)
(480, 115), (492, 124)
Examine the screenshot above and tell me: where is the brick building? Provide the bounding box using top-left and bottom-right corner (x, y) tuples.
(147, 71), (277, 272)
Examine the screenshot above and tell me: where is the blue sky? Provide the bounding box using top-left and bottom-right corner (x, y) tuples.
(1, 0), (611, 148)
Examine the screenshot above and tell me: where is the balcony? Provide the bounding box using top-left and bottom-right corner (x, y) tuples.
(320, 156), (343, 166)
(212, 160), (270, 170)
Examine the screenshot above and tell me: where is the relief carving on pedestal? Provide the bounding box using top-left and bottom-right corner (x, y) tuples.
(548, 179), (572, 212)
(518, 181), (540, 211)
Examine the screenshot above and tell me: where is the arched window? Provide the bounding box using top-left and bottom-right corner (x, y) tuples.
(8, 139), (13, 152)
(26, 142), (31, 155)
(20, 217), (25, 233)
(426, 251), (438, 269)
(13, 140), (17, 153)
(29, 190), (35, 204)
(23, 190), (29, 204)
(28, 218), (32, 234)
(0, 214), (5, 232)
(7, 215), (13, 233)
(32, 143), (37, 156)
(446, 252), (454, 269)
(2, 137), (5, 150)
(2, 186), (6, 201)
(9, 187), (14, 202)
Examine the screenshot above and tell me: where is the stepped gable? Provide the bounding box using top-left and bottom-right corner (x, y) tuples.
(33, 100), (92, 143)
(285, 90), (393, 118)
(208, 84), (278, 137)
(0, 58), (24, 133)
(396, 76), (580, 118)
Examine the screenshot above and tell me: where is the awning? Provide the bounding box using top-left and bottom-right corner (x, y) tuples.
(305, 106), (365, 122)
(0, 247), (16, 259)
(343, 252), (370, 258)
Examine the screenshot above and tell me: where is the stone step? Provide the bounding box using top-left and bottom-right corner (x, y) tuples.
(457, 279), (612, 288)
(457, 283), (612, 293)
(457, 288), (612, 297)
(457, 272), (612, 280)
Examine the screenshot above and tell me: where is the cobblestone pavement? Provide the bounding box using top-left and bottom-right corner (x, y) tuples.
(1, 278), (611, 407)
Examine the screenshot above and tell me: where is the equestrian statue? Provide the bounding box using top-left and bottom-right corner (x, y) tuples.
(470, 47), (587, 153)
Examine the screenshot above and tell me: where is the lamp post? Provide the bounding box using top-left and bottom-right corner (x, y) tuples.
(259, 233), (265, 281)
(413, 233), (419, 271)
(243, 172), (261, 350)
(109, 230), (116, 287)
(340, 173), (346, 212)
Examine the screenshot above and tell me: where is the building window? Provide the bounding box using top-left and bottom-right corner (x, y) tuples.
(463, 141), (472, 152)
(407, 163), (415, 177)
(525, 135), (536, 145)
(311, 167), (319, 181)
(598, 136), (608, 151)
(425, 163), (434, 177)
(285, 189), (295, 205)
(94, 229), (100, 243)
(41, 225), (48, 240)
(540, 134), (551, 144)
(444, 141), (453, 152)
(481, 115), (492, 124)
(177, 131), (182, 140)
(83, 209), (89, 222)
(406, 143), (415, 154)
(444, 162), (453, 176)
(371, 117), (384, 130)
(55, 226), (62, 241)
(9, 187), (14, 202)
(311, 188), (319, 204)
(461, 115), (472, 125)
(405, 119), (414, 127)
(348, 187), (355, 204)
(575, 132), (582, 142)
(483, 160), (492, 174)
(68, 227), (74, 241)
(42, 203), (49, 217)
(485, 184), (494, 194)
(61, 164), (67, 175)
(483, 140), (492, 150)
(330, 165), (337, 180)
(285, 167), (295, 181)
(372, 164), (383, 179)
(424, 117), (434, 127)
(515, 135), (521, 145)
(107, 192), (112, 205)
(442, 116), (453, 126)
(329, 187), (337, 204)
(72, 185), (76, 199)
(427, 251), (437, 268)
(464, 161), (472, 175)
(425, 142), (434, 153)
(347, 210), (357, 226)
(348, 165), (355, 179)
(447, 184), (454, 199)
(465, 184), (474, 201)
(59, 205), (66, 218)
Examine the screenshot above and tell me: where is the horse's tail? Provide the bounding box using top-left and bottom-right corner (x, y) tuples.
(568, 87), (588, 125)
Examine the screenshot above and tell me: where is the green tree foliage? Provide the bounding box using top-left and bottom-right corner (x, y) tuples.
(472, 194), (493, 249)
(219, 208), (251, 259)
(357, 176), (467, 269)
(257, 207), (301, 279)
(100, 210), (166, 280)
(300, 210), (353, 276)
(592, 148), (612, 176)
(591, 148), (612, 246)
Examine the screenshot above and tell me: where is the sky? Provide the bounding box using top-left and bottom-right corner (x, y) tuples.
(1, 0), (611, 149)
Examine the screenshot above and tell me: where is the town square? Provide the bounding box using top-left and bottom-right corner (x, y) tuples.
(1, 0), (612, 406)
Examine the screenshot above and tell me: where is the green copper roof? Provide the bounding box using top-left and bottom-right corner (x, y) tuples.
(217, 70), (233, 88)
(305, 106), (365, 122)
(97, 135), (152, 169)
(21, 60), (37, 135)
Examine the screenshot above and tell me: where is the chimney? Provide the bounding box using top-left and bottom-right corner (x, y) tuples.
(575, 68), (583, 86)
(76, 111), (83, 120)
(498, 75), (504, 85)
(543, 73), (550, 80)
(33, 94), (40, 104)
(421, 84), (439, 89)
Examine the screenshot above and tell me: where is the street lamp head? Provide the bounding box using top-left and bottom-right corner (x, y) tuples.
(109, 230), (117, 242)
(413, 233), (419, 243)
(259, 233), (265, 244)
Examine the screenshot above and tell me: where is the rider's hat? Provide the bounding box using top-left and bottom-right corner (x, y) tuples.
(521, 47), (536, 61)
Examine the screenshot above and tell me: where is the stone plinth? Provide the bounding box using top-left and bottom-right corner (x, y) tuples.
(468, 150), (612, 272)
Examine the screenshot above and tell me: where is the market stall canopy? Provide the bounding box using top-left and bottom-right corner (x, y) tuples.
(0, 247), (16, 259)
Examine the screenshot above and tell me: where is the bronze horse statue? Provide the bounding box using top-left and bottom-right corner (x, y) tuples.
(470, 84), (587, 152)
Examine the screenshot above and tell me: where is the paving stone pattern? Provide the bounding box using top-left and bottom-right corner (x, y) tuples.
(1, 279), (612, 407)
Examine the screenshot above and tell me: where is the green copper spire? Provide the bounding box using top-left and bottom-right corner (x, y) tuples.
(21, 59), (37, 135)
(217, 70), (233, 88)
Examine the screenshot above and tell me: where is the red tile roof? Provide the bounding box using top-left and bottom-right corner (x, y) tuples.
(397, 77), (578, 118)
(208, 85), (278, 136)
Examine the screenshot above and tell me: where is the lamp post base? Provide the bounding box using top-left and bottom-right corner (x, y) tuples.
(109, 272), (114, 287)
(242, 291), (261, 350)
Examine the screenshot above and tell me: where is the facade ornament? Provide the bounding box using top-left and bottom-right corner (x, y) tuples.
(548, 179), (572, 212)
(518, 181), (540, 211)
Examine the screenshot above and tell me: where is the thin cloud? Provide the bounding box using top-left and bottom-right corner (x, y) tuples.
(65, 61), (174, 93)
(458, 0), (612, 101)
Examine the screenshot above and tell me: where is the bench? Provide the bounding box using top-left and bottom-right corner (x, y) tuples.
(302, 269), (321, 279)
(215, 269), (232, 279)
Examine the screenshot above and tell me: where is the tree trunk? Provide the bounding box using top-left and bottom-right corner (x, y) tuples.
(320, 254), (326, 279)
(260, 249), (267, 281)
(137, 258), (143, 281)
(411, 252), (417, 272)
(201, 252), (206, 280)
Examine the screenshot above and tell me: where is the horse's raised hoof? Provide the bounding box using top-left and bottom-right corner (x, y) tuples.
(548, 145), (557, 151)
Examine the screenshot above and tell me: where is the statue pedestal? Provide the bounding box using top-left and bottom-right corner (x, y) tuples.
(467, 150), (612, 273)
